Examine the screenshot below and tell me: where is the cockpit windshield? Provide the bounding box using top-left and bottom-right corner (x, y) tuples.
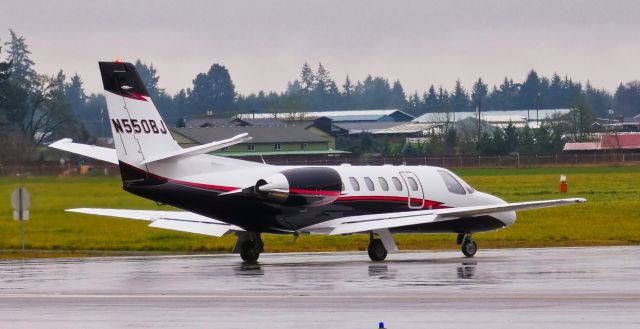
(437, 170), (475, 195)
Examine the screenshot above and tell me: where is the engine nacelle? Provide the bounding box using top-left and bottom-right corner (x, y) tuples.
(255, 167), (342, 207)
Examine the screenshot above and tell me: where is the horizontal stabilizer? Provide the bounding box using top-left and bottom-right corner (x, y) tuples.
(49, 139), (118, 164)
(139, 133), (252, 164)
(67, 208), (244, 237)
(149, 219), (232, 237)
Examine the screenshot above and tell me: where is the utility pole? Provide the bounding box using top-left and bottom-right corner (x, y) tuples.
(476, 101), (481, 144)
(536, 92), (541, 125)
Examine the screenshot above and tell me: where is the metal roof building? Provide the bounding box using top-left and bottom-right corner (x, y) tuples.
(171, 125), (347, 156)
(235, 109), (415, 122)
(413, 109), (572, 128)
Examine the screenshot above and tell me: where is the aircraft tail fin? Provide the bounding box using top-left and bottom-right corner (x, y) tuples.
(99, 61), (184, 180)
(100, 62), (181, 163)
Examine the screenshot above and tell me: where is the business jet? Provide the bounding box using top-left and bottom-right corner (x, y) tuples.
(50, 61), (585, 262)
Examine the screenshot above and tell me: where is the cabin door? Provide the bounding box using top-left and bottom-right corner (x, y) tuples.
(399, 171), (424, 209)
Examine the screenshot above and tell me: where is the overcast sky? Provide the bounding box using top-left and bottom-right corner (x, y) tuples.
(1, 0), (638, 96)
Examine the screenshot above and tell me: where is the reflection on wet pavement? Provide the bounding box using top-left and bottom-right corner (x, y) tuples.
(0, 246), (639, 328)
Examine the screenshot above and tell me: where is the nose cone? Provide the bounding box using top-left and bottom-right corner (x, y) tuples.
(477, 192), (517, 227)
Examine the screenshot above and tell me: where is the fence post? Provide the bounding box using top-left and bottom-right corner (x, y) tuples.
(478, 155), (481, 168)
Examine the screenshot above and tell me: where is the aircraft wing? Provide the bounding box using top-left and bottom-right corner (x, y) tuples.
(67, 208), (244, 237)
(303, 198), (586, 236)
(49, 139), (118, 164)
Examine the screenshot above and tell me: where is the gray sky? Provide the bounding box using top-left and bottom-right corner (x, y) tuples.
(1, 0), (638, 96)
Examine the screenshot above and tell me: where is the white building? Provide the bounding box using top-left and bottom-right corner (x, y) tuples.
(413, 109), (572, 129)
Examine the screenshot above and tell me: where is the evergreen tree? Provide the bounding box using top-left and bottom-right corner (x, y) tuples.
(286, 80), (302, 95)
(519, 70), (541, 109)
(613, 81), (640, 118)
(134, 60), (164, 99)
(424, 85), (438, 112)
(471, 78), (488, 107)
(390, 80), (406, 109)
(451, 79), (469, 112)
(299, 63), (315, 93)
(341, 75), (354, 109)
(517, 124), (535, 155)
(503, 122), (518, 154)
(570, 93), (594, 138)
(65, 73), (86, 118)
(584, 81), (612, 117)
(4, 29), (36, 88)
(188, 63), (236, 115)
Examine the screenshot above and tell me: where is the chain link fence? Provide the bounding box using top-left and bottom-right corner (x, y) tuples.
(1, 153), (639, 177)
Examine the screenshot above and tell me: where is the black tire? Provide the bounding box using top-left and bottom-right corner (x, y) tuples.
(240, 240), (260, 263)
(462, 239), (477, 257)
(368, 239), (387, 261)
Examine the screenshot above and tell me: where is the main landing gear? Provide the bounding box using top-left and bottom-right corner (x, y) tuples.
(368, 238), (387, 261)
(366, 230), (398, 261)
(457, 233), (477, 257)
(235, 232), (264, 263)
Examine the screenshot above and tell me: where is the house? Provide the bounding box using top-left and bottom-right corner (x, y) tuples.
(592, 114), (640, 132)
(171, 124), (347, 156)
(563, 133), (640, 152)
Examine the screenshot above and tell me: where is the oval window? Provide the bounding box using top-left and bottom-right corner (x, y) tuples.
(349, 177), (360, 191)
(364, 177), (375, 191)
(378, 177), (389, 191)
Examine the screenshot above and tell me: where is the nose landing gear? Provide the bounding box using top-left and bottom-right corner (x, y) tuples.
(457, 233), (477, 257)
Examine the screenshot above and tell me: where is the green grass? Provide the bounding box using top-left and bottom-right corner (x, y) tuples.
(1, 166), (639, 258)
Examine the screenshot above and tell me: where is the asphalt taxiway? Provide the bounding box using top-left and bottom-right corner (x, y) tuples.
(0, 246), (639, 328)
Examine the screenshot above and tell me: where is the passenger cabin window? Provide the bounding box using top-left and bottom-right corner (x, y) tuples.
(378, 177), (389, 191)
(392, 177), (403, 191)
(438, 170), (466, 195)
(341, 182), (345, 192)
(364, 177), (375, 191)
(349, 177), (360, 191)
(407, 177), (419, 191)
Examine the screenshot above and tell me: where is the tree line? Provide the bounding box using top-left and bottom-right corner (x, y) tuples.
(2, 29), (640, 163)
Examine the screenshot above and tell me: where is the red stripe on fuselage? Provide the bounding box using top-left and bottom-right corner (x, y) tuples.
(289, 188), (341, 197)
(336, 195), (448, 209)
(170, 179), (238, 192)
(120, 162), (237, 192)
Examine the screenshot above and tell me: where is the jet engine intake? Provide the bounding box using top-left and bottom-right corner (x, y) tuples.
(255, 167), (342, 207)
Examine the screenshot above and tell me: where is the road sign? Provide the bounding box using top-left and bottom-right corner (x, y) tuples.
(11, 186), (30, 221)
(10, 186), (30, 251)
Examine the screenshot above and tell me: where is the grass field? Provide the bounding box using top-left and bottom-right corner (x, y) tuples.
(1, 166), (638, 258)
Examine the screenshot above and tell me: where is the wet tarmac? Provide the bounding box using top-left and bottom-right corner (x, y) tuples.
(0, 246), (639, 328)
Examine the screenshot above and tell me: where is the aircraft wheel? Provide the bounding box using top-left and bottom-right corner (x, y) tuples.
(240, 240), (260, 263)
(368, 239), (387, 261)
(461, 237), (477, 258)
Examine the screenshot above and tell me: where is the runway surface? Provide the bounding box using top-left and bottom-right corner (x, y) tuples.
(0, 246), (639, 328)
